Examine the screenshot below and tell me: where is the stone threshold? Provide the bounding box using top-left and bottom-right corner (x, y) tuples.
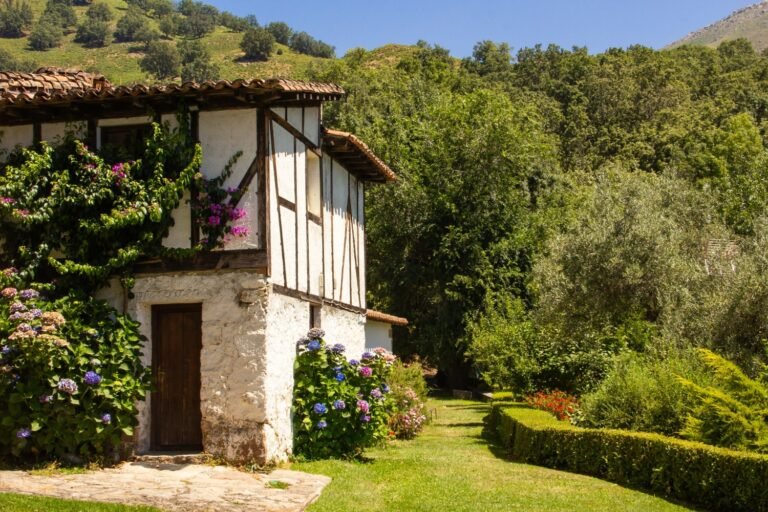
(131, 452), (213, 465)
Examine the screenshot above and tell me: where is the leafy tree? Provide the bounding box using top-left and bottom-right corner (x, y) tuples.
(463, 40), (513, 76)
(75, 17), (109, 47)
(219, 11), (247, 32)
(134, 24), (160, 48)
(178, 39), (218, 82)
(146, 0), (172, 17)
(85, 2), (112, 22)
(243, 14), (258, 28)
(240, 26), (273, 61)
(158, 13), (180, 38)
(28, 18), (62, 50)
(265, 21), (292, 45)
(289, 31), (334, 58)
(0, 0), (33, 37)
(178, 12), (215, 38)
(42, 0), (76, 30)
(139, 40), (179, 80)
(114, 7), (147, 42)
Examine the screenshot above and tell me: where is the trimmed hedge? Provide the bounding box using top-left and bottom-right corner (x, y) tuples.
(491, 403), (768, 511)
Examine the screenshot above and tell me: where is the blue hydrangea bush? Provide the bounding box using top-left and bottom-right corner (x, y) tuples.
(0, 274), (150, 461)
(293, 329), (395, 459)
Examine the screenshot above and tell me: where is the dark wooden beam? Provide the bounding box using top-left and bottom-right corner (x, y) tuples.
(265, 108), (320, 155)
(272, 284), (366, 315)
(134, 249), (268, 274)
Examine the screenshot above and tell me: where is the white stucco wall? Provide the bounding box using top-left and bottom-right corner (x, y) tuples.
(0, 125), (32, 159)
(365, 320), (393, 352)
(40, 121), (87, 145)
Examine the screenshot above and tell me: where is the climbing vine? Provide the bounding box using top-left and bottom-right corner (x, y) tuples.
(0, 113), (248, 461)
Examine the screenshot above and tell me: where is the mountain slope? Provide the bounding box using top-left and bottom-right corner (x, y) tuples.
(0, 0), (331, 84)
(668, 2), (768, 52)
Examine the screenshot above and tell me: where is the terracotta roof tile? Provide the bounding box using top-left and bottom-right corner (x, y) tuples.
(323, 129), (396, 183)
(0, 68), (345, 107)
(366, 309), (408, 326)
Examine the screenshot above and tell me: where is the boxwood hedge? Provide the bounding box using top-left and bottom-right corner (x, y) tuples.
(491, 403), (768, 511)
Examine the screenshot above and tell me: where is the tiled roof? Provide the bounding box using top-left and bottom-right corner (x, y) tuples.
(323, 129), (397, 183)
(0, 68), (345, 106)
(366, 309), (408, 326)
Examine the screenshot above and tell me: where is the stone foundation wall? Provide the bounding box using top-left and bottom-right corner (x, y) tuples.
(95, 273), (368, 465)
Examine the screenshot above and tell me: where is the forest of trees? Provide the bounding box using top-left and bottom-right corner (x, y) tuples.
(306, 39), (768, 404)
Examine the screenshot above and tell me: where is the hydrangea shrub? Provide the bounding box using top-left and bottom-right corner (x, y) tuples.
(0, 280), (150, 459)
(293, 329), (395, 459)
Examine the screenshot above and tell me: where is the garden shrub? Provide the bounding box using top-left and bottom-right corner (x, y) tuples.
(293, 330), (394, 459)
(0, 284), (150, 460)
(679, 348), (768, 452)
(579, 346), (714, 436)
(387, 359), (429, 438)
(491, 403), (768, 512)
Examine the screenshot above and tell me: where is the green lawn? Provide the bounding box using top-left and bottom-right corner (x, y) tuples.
(294, 397), (698, 512)
(0, 493), (159, 512)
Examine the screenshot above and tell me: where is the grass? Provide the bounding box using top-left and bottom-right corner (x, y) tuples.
(0, 494), (160, 511)
(294, 397), (698, 512)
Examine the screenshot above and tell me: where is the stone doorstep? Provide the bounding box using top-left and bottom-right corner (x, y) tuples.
(130, 452), (215, 465)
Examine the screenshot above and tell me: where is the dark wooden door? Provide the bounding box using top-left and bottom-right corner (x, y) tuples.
(151, 304), (203, 451)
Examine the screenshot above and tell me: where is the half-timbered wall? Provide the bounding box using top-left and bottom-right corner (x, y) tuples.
(266, 107), (366, 310)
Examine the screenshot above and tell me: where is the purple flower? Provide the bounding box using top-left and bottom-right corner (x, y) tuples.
(210, 203), (223, 214)
(207, 215), (221, 226)
(30, 309), (42, 318)
(356, 400), (370, 414)
(231, 225), (249, 237)
(1, 345), (10, 355)
(57, 378), (78, 395)
(2, 267), (17, 277)
(333, 399), (346, 410)
(361, 351), (376, 360)
(84, 371), (102, 386)
(360, 414), (371, 423)
(359, 366), (373, 378)
(38, 394), (53, 404)
(330, 343), (345, 354)
(16, 428), (31, 439)
(349, 359), (360, 366)
(16, 323), (33, 332)
(335, 372), (346, 382)
(0, 197), (15, 204)
(307, 328), (325, 340)
(9, 302), (26, 313)
(381, 383), (390, 394)
(307, 339), (321, 351)
(226, 186), (238, 194)
(371, 388), (383, 399)
(9, 312), (25, 321)
(313, 403), (327, 415)
(316, 420), (327, 429)
(230, 207), (246, 220)
(19, 289), (39, 300)
(101, 413), (112, 425)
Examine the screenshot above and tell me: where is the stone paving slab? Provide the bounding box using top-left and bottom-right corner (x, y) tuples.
(0, 462), (331, 511)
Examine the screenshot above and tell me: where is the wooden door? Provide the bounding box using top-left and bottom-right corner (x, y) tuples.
(151, 304), (203, 451)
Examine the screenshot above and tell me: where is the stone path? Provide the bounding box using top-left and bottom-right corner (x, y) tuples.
(0, 461), (331, 511)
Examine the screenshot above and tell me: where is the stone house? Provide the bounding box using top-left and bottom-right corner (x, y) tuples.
(0, 67), (396, 464)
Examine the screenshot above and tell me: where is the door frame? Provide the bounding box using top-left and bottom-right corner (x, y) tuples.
(150, 303), (203, 452)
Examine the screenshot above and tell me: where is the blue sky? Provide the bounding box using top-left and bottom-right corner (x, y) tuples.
(214, 0), (754, 57)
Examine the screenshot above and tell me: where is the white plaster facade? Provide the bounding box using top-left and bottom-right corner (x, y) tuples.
(365, 320), (393, 352)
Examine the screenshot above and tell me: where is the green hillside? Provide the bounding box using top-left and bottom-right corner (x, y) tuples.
(667, 1), (768, 51)
(0, 0), (345, 84)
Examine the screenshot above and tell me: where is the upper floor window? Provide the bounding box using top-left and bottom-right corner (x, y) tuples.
(306, 152), (321, 221)
(100, 124), (152, 163)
